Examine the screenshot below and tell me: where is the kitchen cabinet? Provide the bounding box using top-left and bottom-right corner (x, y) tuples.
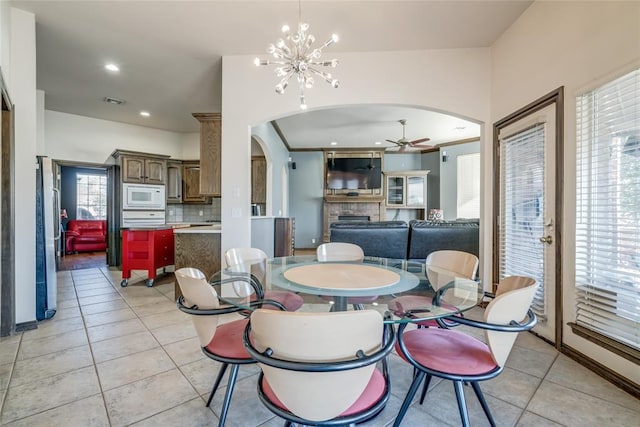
(174, 228), (221, 300)
(192, 113), (221, 196)
(384, 170), (429, 212)
(166, 160), (183, 203)
(251, 156), (267, 204)
(182, 161), (209, 203)
(112, 150), (169, 185)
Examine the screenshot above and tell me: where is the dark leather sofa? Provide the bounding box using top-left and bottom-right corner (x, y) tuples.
(329, 219), (479, 261)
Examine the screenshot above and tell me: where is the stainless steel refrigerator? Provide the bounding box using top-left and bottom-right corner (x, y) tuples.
(35, 156), (58, 320)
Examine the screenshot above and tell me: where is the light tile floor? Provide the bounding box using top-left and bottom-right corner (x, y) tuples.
(0, 267), (638, 426)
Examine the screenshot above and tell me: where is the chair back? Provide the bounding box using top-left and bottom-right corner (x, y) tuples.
(425, 250), (479, 289)
(224, 247), (268, 297)
(250, 309), (383, 421)
(174, 267), (220, 347)
(317, 242), (364, 262)
(484, 276), (537, 366)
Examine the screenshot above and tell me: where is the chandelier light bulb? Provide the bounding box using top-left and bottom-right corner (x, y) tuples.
(254, 14), (340, 108)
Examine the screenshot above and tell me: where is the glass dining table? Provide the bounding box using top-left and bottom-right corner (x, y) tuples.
(209, 255), (483, 324)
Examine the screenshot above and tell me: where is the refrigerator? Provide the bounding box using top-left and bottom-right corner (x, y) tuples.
(35, 156), (58, 320)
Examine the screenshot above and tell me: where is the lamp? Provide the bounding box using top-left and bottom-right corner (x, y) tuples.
(254, 0), (339, 110)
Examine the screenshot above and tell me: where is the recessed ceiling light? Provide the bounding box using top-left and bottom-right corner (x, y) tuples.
(330, 141), (338, 146)
(140, 111), (150, 117)
(105, 63), (119, 72)
(374, 141), (381, 145)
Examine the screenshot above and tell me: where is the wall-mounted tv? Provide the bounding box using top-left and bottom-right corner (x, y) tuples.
(326, 157), (382, 190)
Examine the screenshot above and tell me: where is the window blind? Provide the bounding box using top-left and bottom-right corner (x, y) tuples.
(575, 68), (640, 350)
(457, 153), (480, 218)
(499, 124), (546, 318)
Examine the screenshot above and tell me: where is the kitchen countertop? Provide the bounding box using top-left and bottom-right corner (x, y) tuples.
(172, 224), (222, 234)
(120, 225), (174, 230)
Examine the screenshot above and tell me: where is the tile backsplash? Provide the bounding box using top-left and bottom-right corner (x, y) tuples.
(166, 198), (221, 223)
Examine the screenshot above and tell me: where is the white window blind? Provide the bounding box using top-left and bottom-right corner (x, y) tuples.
(76, 173), (107, 220)
(575, 68), (640, 350)
(499, 124), (546, 318)
(457, 153), (480, 218)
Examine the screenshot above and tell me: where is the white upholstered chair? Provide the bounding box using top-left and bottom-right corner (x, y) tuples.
(224, 247), (304, 311)
(244, 309), (394, 425)
(393, 276), (537, 427)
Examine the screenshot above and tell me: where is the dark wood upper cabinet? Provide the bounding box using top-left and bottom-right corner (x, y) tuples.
(192, 113), (221, 196)
(182, 161), (209, 203)
(112, 150), (169, 185)
(166, 160), (183, 203)
(251, 156), (267, 204)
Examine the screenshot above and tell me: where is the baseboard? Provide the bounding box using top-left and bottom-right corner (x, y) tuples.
(15, 320), (38, 332)
(561, 344), (640, 399)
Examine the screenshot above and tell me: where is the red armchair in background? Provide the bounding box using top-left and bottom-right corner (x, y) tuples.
(65, 220), (107, 253)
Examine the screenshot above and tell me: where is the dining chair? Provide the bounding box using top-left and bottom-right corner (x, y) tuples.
(393, 275), (538, 427)
(175, 267), (267, 426)
(225, 247), (304, 311)
(316, 242), (378, 310)
(388, 250), (479, 325)
(243, 308), (395, 426)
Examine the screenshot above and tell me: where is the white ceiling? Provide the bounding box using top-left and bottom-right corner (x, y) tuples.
(11, 0), (532, 148)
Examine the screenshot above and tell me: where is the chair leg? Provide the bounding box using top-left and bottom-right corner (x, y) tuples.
(418, 373), (433, 404)
(453, 380), (470, 427)
(393, 370), (425, 427)
(471, 381), (496, 427)
(218, 364), (240, 427)
(206, 363), (229, 407)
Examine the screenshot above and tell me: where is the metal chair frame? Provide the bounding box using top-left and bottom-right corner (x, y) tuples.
(393, 300), (537, 427)
(176, 274), (284, 427)
(243, 313), (396, 427)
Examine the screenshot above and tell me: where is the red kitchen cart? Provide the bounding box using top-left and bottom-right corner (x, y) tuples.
(121, 227), (174, 287)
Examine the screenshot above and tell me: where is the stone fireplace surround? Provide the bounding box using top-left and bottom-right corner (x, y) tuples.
(323, 197), (385, 242)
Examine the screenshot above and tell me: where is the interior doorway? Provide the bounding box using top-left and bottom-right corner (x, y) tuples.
(0, 70), (15, 336)
(55, 161), (111, 271)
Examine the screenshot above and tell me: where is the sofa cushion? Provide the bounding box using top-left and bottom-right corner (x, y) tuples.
(408, 219), (479, 261)
(329, 221), (409, 259)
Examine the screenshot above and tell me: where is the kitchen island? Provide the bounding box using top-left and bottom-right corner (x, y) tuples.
(120, 226), (175, 287)
(173, 225), (222, 299)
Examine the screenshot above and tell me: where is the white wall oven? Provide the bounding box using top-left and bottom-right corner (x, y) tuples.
(122, 183), (166, 210)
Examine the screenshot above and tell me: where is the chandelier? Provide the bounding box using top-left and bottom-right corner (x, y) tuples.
(254, 1), (339, 110)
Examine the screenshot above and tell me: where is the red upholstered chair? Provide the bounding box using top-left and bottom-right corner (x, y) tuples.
(65, 219), (107, 253)
(244, 309), (395, 426)
(224, 247), (304, 312)
(175, 268), (267, 427)
(317, 242), (378, 310)
(393, 276), (537, 427)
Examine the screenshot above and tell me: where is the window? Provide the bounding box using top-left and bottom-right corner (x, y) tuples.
(575, 68), (640, 352)
(456, 153), (480, 218)
(77, 173), (107, 220)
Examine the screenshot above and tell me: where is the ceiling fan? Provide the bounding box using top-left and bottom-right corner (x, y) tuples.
(386, 119), (431, 152)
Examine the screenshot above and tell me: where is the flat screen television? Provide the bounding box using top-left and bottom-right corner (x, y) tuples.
(326, 158), (382, 190)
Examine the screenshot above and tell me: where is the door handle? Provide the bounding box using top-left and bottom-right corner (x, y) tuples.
(539, 235), (553, 244)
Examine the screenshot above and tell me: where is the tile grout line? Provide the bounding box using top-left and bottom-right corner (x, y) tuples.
(0, 333), (24, 422)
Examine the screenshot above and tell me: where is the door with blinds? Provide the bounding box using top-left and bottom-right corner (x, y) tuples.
(496, 104), (557, 343)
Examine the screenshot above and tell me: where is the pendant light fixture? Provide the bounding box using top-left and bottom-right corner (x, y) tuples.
(254, 0), (339, 110)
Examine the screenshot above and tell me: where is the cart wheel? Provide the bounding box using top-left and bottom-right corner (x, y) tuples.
(120, 279), (128, 287)
(146, 279), (154, 287)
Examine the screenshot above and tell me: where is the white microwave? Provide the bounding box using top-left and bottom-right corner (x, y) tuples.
(122, 183), (166, 210)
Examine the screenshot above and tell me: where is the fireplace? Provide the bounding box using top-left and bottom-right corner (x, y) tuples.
(338, 215), (370, 221)
(323, 199), (384, 242)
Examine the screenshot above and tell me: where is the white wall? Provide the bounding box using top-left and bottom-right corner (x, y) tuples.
(222, 48), (490, 264)
(10, 8), (37, 324)
(44, 110), (185, 163)
(0, 1), (11, 85)
(491, 1), (640, 383)
(179, 132), (200, 160)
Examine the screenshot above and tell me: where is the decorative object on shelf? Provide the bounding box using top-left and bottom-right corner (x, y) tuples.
(386, 120), (432, 152)
(428, 209), (444, 221)
(254, 0), (339, 110)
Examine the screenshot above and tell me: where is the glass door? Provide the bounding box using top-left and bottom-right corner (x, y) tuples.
(386, 176), (405, 206)
(406, 176), (426, 207)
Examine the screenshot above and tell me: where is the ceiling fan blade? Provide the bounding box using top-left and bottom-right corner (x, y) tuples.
(408, 138), (431, 146)
(386, 139), (401, 146)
